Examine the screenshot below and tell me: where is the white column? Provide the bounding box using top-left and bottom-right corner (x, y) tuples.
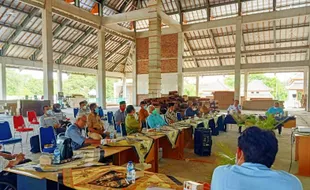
(0, 63), (6, 100)
(42, 0), (54, 102)
(244, 71), (248, 101)
(122, 77), (127, 100)
(234, 17), (242, 101)
(196, 76), (199, 97)
(177, 33), (184, 95)
(148, 0), (161, 98)
(57, 66), (62, 93)
(132, 43), (137, 105)
(98, 27), (106, 109)
(304, 69), (307, 111)
(307, 66), (310, 112)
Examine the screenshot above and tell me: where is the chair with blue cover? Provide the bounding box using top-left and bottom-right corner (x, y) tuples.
(98, 107), (104, 118)
(176, 112), (182, 121)
(73, 108), (79, 118)
(39, 126), (56, 153)
(0, 121), (22, 153)
(107, 111), (114, 126)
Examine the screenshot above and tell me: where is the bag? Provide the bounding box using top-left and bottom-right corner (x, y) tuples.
(56, 133), (73, 160)
(30, 135), (40, 153)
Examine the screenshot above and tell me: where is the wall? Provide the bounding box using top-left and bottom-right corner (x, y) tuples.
(136, 34), (178, 74)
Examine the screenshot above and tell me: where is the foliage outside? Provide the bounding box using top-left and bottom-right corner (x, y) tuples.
(224, 74), (288, 101)
(6, 69), (116, 99)
(183, 78), (196, 96)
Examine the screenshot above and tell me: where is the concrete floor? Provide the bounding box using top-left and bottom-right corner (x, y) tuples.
(1, 108), (310, 188)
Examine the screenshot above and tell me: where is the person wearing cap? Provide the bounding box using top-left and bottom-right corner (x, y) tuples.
(139, 101), (149, 128)
(165, 103), (178, 124)
(114, 101), (127, 127)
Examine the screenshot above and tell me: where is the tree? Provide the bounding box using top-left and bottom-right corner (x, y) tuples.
(224, 74), (288, 101)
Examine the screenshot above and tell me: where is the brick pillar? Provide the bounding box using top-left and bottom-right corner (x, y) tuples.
(148, 0), (161, 98)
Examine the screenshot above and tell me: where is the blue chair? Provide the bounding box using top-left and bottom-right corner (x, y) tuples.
(0, 121), (22, 153)
(121, 124), (127, 136)
(39, 126), (56, 153)
(177, 112), (182, 121)
(73, 108), (79, 118)
(107, 111), (114, 125)
(98, 107), (104, 118)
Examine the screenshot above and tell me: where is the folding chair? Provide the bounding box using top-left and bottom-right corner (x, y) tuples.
(39, 126), (56, 153)
(13, 115), (34, 142)
(73, 108), (79, 118)
(98, 106), (104, 118)
(27, 110), (40, 132)
(0, 121), (22, 153)
(107, 111), (114, 126)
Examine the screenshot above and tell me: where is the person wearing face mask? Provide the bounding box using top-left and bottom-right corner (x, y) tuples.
(40, 105), (66, 135)
(165, 103), (178, 124)
(52, 103), (71, 129)
(211, 126), (302, 190)
(266, 102), (285, 135)
(138, 101), (149, 128)
(184, 102), (199, 119)
(146, 105), (167, 129)
(66, 115), (101, 150)
(125, 105), (141, 134)
(87, 103), (107, 140)
(114, 101), (127, 130)
(77, 100), (90, 116)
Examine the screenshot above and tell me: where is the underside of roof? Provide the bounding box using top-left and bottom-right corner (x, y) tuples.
(1, 0), (310, 75)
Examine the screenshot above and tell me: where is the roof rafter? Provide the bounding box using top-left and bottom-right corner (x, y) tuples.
(110, 49), (130, 72)
(55, 28), (94, 64)
(184, 34), (199, 67)
(106, 41), (130, 61)
(1, 7), (39, 56)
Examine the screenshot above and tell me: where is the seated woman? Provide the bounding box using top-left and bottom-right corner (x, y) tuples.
(87, 103), (108, 140)
(200, 102), (210, 116)
(52, 103), (71, 129)
(147, 105), (167, 129)
(125, 105), (141, 135)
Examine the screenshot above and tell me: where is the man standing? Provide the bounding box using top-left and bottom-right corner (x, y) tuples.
(165, 103), (178, 124)
(65, 115), (101, 150)
(114, 101), (127, 130)
(211, 127), (302, 190)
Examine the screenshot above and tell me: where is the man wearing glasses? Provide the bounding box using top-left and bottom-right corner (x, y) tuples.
(65, 115), (101, 150)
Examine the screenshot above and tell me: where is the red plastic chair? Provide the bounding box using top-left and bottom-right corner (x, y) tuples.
(13, 115), (34, 142)
(27, 111), (39, 125)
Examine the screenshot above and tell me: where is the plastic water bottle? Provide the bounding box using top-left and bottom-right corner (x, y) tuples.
(53, 147), (61, 164)
(110, 130), (115, 139)
(126, 161), (135, 183)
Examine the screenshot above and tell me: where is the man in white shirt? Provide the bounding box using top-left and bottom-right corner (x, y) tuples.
(227, 100), (242, 114)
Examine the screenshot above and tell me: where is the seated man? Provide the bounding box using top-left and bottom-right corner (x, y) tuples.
(87, 103), (107, 140)
(138, 101), (149, 128)
(267, 102), (284, 116)
(65, 115), (101, 150)
(184, 102), (199, 118)
(266, 102), (284, 135)
(200, 102), (210, 116)
(211, 126), (302, 190)
(114, 101), (127, 131)
(40, 105), (66, 135)
(147, 105), (167, 129)
(227, 100), (242, 114)
(125, 105), (141, 134)
(52, 103), (71, 129)
(165, 103), (178, 124)
(77, 100), (90, 116)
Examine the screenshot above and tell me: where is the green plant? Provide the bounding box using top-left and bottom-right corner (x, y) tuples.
(245, 115), (276, 131)
(215, 142), (236, 166)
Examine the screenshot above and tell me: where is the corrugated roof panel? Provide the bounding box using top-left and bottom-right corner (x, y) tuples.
(211, 3), (238, 20)
(242, 0), (272, 15)
(221, 58), (235, 65)
(276, 0), (310, 10)
(184, 9), (208, 24)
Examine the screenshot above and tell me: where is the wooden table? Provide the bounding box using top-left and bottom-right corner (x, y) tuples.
(7, 165), (183, 190)
(295, 134), (310, 176)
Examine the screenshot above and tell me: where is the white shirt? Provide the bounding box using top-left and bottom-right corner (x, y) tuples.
(227, 104), (242, 114)
(0, 156), (9, 172)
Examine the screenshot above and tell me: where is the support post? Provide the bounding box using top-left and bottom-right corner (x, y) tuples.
(57, 66), (63, 93)
(307, 66), (310, 112)
(234, 17), (242, 101)
(0, 63), (6, 100)
(42, 0), (54, 102)
(178, 33), (184, 95)
(132, 43), (137, 106)
(304, 69), (307, 111)
(196, 76), (199, 97)
(122, 77), (127, 100)
(244, 71), (248, 101)
(148, 0), (162, 98)
(98, 27), (106, 109)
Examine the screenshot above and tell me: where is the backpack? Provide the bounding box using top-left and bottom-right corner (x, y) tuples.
(30, 135), (40, 153)
(56, 133), (73, 160)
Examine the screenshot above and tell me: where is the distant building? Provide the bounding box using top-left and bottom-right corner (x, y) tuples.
(286, 73), (304, 108)
(200, 79), (230, 98)
(241, 80), (273, 100)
